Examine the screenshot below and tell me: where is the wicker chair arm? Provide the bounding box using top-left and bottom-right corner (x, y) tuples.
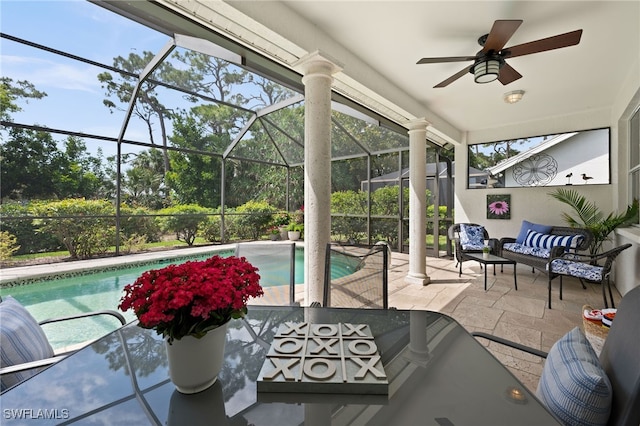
(499, 237), (516, 247)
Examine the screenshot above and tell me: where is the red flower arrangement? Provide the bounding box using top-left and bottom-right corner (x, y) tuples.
(119, 255), (263, 343)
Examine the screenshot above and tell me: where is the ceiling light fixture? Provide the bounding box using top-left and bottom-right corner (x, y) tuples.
(473, 58), (501, 83)
(504, 90), (525, 104)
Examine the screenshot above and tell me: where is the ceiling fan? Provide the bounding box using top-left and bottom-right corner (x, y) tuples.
(416, 20), (582, 88)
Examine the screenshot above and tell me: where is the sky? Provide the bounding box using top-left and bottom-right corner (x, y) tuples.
(1, 1), (171, 156)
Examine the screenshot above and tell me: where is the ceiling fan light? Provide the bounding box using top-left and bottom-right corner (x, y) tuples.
(473, 59), (500, 83)
(504, 90), (525, 104)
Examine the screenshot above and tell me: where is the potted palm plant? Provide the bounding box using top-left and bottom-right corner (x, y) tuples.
(549, 188), (638, 255)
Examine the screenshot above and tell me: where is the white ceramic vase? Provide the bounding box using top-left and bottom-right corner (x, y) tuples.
(165, 321), (228, 394)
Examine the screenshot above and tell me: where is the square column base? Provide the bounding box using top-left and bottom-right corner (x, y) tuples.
(405, 273), (431, 286)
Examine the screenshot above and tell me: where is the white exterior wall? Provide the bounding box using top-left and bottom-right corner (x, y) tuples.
(500, 129), (610, 187)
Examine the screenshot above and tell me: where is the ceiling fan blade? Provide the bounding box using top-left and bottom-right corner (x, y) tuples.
(505, 29), (583, 58)
(434, 66), (472, 88)
(482, 20), (523, 52)
(498, 63), (522, 85)
(417, 56), (477, 64)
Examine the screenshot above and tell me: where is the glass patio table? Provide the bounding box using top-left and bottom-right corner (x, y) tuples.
(1, 306), (558, 425)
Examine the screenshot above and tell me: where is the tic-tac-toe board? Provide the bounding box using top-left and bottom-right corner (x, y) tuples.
(256, 322), (388, 395)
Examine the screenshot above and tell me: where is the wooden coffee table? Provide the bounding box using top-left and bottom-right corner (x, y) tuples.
(464, 253), (517, 291)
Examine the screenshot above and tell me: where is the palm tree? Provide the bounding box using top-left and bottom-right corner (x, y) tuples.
(549, 188), (638, 255)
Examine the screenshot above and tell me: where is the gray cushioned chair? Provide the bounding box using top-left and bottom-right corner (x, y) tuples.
(0, 296), (126, 392)
(473, 285), (640, 426)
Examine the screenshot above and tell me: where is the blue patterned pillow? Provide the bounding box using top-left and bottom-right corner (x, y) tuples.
(459, 224), (485, 250)
(536, 327), (612, 426)
(525, 230), (583, 250)
(0, 296), (55, 391)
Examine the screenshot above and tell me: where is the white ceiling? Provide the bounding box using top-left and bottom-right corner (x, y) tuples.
(103, 0), (639, 143)
(223, 1), (639, 138)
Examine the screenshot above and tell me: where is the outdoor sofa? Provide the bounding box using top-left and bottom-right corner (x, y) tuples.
(498, 221), (593, 273)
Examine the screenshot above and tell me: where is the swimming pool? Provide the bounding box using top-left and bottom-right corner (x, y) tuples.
(0, 247), (358, 349)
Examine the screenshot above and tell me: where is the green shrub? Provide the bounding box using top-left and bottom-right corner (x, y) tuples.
(0, 231), (20, 260)
(235, 200), (278, 240)
(31, 198), (116, 259)
(201, 208), (225, 243)
(121, 234), (147, 254)
(330, 190), (367, 242)
(119, 205), (162, 243)
(0, 201), (61, 254)
(157, 204), (211, 246)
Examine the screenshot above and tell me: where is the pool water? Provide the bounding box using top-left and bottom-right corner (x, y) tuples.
(0, 248), (358, 349)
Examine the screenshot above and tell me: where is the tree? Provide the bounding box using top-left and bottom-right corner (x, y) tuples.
(1, 128), (62, 199)
(121, 148), (167, 209)
(0, 77), (47, 123)
(97, 51), (181, 178)
(1, 130), (113, 201)
(55, 136), (114, 199)
(165, 113), (226, 207)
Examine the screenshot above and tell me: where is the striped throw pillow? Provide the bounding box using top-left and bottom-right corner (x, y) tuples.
(0, 296), (54, 391)
(524, 229), (582, 250)
(536, 327), (612, 426)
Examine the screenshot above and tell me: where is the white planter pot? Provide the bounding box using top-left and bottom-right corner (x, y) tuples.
(482, 252), (490, 259)
(288, 231), (300, 241)
(278, 226), (289, 240)
(165, 321), (228, 394)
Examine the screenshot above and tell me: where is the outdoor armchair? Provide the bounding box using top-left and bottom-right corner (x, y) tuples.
(547, 243), (631, 309)
(0, 296), (126, 392)
(448, 223), (498, 276)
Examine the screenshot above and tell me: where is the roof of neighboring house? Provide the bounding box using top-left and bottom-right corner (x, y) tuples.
(486, 132), (577, 175)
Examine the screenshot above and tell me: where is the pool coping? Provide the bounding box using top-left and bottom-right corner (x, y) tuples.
(0, 242), (303, 287)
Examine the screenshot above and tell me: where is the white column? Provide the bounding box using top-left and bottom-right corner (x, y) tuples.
(405, 118), (431, 285)
(294, 52), (342, 306)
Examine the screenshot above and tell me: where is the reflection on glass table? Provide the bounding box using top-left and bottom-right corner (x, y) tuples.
(1, 306), (559, 425)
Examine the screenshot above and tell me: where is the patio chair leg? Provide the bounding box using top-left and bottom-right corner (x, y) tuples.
(548, 278), (552, 309)
(608, 279), (615, 309)
(559, 276), (563, 300)
(579, 278), (587, 290)
(603, 278), (615, 309)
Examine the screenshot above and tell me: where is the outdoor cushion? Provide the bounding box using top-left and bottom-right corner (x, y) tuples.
(459, 224), (485, 250)
(537, 327), (612, 426)
(548, 259), (603, 282)
(0, 296), (55, 391)
(502, 242), (551, 259)
(515, 220), (553, 244)
(524, 230), (583, 250)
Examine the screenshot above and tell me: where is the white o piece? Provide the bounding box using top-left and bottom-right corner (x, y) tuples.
(312, 324), (338, 337)
(273, 338), (303, 354)
(348, 339), (377, 356)
(303, 358), (337, 381)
